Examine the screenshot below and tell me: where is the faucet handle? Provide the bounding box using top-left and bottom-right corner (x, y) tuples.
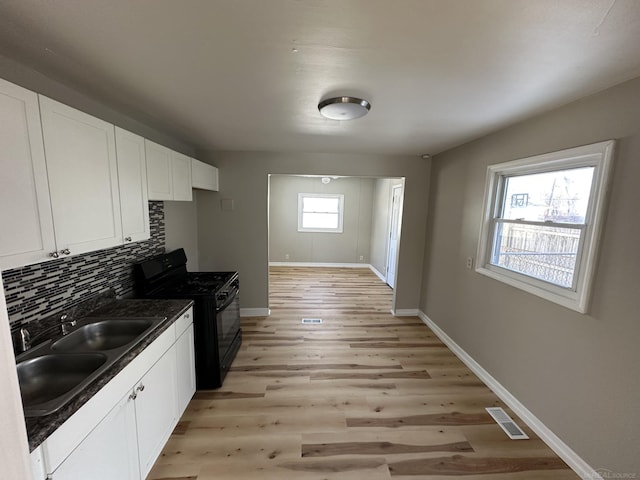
(60, 315), (77, 335)
(18, 328), (31, 353)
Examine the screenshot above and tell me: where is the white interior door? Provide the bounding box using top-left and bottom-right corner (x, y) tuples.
(386, 184), (403, 289)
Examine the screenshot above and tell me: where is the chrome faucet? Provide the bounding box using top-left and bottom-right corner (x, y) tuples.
(60, 314), (77, 335)
(17, 327), (31, 353)
(15, 314), (77, 353)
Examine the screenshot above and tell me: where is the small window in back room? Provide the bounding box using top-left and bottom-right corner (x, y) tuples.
(298, 193), (344, 233)
(476, 140), (615, 313)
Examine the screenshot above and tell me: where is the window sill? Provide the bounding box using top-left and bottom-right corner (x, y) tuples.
(475, 264), (588, 313)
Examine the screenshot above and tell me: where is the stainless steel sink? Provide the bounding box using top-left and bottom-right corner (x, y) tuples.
(51, 319), (156, 352)
(17, 353), (107, 414)
(16, 316), (165, 416)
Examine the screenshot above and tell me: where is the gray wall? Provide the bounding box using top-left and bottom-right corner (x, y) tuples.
(269, 175), (373, 263)
(421, 76), (640, 473)
(164, 196), (200, 271)
(196, 151), (431, 311)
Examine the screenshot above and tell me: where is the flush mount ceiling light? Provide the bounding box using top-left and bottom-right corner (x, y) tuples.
(318, 96), (371, 120)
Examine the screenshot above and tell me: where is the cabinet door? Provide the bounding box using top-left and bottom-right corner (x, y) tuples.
(39, 96), (122, 256)
(172, 151), (193, 201)
(50, 391), (139, 480)
(115, 128), (150, 243)
(30, 446), (46, 480)
(0, 79), (56, 269)
(145, 140), (173, 200)
(175, 323), (196, 415)
(191, 158), (219, 191)
(134, 348), (178, 479)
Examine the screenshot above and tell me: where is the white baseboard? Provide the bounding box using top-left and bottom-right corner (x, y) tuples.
(240, 308), (271, 317)
(369, 265), (387, 282)
(269, 261), (371, 268)
(417, 311), (602, 480)
(392, 308), (420, 317)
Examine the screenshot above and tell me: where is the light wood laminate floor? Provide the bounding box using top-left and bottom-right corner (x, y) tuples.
(148, 267), (578, 479)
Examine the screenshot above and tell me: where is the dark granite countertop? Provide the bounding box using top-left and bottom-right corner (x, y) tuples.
(25, 298), (193, 452)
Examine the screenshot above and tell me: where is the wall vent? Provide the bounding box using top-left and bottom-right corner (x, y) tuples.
(301, 318), (322, 324)
(486, 407), (529, 440)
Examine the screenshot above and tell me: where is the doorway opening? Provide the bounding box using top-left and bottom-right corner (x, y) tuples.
(267, 174), (405, 312)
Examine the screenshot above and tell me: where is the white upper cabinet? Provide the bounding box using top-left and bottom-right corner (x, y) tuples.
(0, 78), (56, 269)
(191, 158), (219, 191)
(145, 140), (192, 201)
(1, 76), (195, 270)
(145, 140), (173, 200)
(115, 128), (150, 243)
(172, 151), (193, 201)
(39, 96), (123, 257)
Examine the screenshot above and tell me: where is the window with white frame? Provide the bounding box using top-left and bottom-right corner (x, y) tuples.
(298, 193), (344, 233)
(476, 140), (615, 313)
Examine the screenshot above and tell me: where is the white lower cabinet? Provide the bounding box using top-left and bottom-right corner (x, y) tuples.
(175, 323), (196, 414)
(135, 348), (178, 479)
(49, 391), (139, 480)
(40, 308), (195, 480)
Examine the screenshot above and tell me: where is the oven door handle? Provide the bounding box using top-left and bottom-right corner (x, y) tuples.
(217, 288), (239, 312)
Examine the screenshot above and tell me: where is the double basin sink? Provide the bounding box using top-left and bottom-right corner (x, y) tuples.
(16, 317), (165, 417)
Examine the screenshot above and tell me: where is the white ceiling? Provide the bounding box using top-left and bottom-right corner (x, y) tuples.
(1, 0), (640, 156)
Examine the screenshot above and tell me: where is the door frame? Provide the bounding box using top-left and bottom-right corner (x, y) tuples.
(385, 183), (403, 289)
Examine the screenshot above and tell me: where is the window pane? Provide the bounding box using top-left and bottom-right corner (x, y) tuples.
(501, 167), (594, 224)
(303, 197), (340, 213)
(492, 222), (581, 288)
(302, 212), (339, 229)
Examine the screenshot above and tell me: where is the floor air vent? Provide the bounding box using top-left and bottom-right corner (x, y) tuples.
(301, 318), (322, 324)
(486, 407), (529, 440)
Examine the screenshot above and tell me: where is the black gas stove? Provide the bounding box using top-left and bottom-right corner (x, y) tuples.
(135, 249), (241, 389)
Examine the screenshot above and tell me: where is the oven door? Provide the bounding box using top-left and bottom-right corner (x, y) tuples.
(216, 288), (241, 372)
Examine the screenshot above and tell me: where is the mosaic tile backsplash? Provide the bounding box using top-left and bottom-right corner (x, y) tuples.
(2, 201), (166, 330)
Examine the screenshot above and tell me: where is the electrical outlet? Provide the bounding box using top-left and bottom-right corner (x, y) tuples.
(285, 254), (290, 260)
(359, 255), (364, 261)
(466, 257), (473, 269)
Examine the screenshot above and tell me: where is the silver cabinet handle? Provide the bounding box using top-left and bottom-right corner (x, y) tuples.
(129, 391), (137, 401)
(136, 384), (145, 392)
(60, 249), (71, 255)
(125, 236), (132, 242)
(49, 251), (59, 258)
